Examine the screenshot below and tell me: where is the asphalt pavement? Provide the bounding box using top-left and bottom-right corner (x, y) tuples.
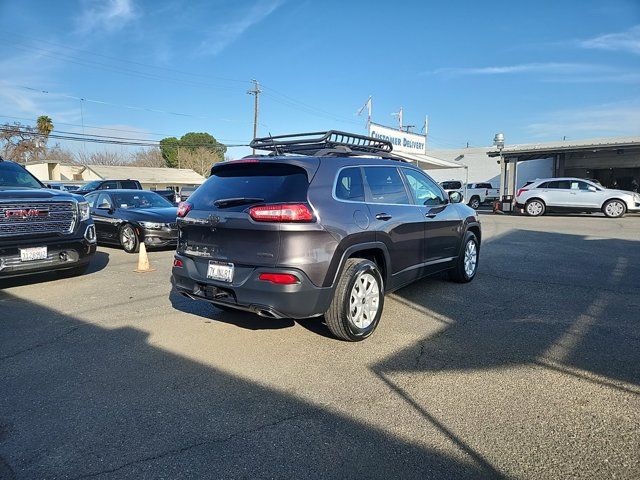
(1, 213), (639, 479)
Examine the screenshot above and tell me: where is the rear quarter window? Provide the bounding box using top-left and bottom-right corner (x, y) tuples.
(188, 163), (309, 209)
(335, 168), (364, 202)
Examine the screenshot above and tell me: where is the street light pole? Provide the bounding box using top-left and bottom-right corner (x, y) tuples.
(493, 132), (505, 200)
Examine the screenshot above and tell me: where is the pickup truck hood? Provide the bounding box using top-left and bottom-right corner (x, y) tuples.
(0, 188), (81, 201)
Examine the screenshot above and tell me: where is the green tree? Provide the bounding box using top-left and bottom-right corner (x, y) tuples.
(159, 137), (180, 168)
(159, 132), (227, 169)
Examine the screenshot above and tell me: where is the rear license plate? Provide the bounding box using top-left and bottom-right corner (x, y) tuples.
(20, 246), (48, 262)
(207, 261), (234, 283)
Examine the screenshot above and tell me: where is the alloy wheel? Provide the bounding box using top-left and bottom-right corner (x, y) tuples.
(605, 201), (624, 217)
(527, 201), (543, 216)
(464, 240), (478, 278)
(348, 272), (380, 329)
(121, 226), (136, 252)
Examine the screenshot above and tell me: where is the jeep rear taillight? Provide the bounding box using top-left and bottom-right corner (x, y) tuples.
(248, 204), (313, 222)
(177, 202), (192, 218)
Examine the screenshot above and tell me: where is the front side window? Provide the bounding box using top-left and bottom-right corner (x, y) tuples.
(119, 180), (139, 189)
(96, 193), (112, 209)
(85, 193), (98, 208)
(403, 169), (446, 206)
(363, 167), (410, 205)
(335, 168), (364, 202)
(100, 181), (118, 190)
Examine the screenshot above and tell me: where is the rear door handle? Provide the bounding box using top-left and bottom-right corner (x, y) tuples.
(375, 213), (392, 221)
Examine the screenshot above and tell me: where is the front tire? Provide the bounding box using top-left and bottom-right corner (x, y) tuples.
(120, 224), (140, 253)
(602, 199), (626, 218)
(525, 199), (545, 217)
(469, 196), (481, 209)
(325, 258), (384, 342)
(449, 231), (479, 283)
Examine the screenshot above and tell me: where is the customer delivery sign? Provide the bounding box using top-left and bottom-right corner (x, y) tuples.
(369, 123), (427, 155)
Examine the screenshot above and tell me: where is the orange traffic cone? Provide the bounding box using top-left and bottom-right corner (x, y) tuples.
(134, 242), (155, 273)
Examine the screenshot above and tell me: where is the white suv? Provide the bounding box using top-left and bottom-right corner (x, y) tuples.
(516, 177), (640, 218)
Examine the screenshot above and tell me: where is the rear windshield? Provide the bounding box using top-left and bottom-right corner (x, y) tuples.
(441, 181), (462, 190)
(188, 163), (309, 209)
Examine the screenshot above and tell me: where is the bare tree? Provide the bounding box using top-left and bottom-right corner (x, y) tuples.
(75, 150), (128, 166)
(0, 122), (38, 163)
(176, 147), (222, 177)
(41, 143), (75, 164)
(131, 148), (165, 167)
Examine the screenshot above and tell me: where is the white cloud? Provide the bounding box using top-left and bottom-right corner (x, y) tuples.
(75, 0), (137, 35)
(198, 0), (284, 56)
(431, 63), (604, 76)
(526, 100), (640, 139)
(579, 25), (640, 55)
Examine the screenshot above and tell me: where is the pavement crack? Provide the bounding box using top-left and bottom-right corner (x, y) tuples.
(69, 411), (309, 479)
(0, 325), (83, 362)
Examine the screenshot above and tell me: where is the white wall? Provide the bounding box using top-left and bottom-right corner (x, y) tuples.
(424, 147), (500, 187)
(516, 158), (554, 188)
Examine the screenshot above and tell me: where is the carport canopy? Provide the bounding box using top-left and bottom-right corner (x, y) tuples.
(487, 136), (640, 198)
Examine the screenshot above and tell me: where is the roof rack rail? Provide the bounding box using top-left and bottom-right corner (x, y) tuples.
(249, 130), (406, 161)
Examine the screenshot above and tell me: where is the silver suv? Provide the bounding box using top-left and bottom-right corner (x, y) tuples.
(516, 177), (640, 218)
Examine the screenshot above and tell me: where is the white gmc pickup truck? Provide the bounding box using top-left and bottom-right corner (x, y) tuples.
(439, 181), (499, 209)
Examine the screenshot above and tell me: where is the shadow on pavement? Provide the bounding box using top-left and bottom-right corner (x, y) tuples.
(0, 294), (495, 479)
(0, 251), (110, 290)
(375, 229), (640, 392)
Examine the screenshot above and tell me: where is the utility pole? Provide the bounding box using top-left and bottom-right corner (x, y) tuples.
(357, 96), (372, 132)
(247, 79), (261, 154)
(392, 107), (403, 131)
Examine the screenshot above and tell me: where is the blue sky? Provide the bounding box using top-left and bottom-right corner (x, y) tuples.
(0, 0), (639, 157)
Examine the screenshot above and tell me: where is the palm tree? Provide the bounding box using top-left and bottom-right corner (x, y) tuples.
(36, 115), (54, 140)
(35, 115), (54, 162)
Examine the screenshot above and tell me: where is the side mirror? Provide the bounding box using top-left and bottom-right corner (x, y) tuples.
(449, 191), (463, 204)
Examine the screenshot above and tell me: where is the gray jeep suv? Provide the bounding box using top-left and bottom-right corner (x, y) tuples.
(171, 131), (481, 341)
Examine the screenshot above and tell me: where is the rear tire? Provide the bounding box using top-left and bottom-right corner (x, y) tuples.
(525, 199), (545, 217)
(325, 258), (384, 342)
(602, 199), (626, 218)
(449, 231), (479, 283)
(469, 196), (481, 209)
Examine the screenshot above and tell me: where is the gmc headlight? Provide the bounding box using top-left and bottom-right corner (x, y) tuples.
(140, 221), (164, 230)
(78, 201), (91, 221)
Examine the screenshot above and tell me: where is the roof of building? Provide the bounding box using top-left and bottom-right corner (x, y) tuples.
(487, 136), (640, 158)
(85, 165), (205, 184)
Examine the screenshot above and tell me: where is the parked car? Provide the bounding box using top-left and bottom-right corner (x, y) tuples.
(172, 131), (481, 341)
(179, 186), (197, 202)
(76, 179), (142, 195)
(439, 181), (499, 209)
(466, 183), (499, 209)
(84, 189), (178, 253)
(0, 157), (96, 278)
(516, 177), (640, 218)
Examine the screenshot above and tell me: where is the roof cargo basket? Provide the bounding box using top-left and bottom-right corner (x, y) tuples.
(250, 130), (405, 160)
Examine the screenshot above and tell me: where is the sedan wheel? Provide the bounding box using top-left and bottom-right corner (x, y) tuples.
(525, 199), (545, 216)
(603, 199), (626, 218)
(120, 224), (139, 253)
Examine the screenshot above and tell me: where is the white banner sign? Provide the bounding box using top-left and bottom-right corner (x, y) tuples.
(369, 123), (426, 155)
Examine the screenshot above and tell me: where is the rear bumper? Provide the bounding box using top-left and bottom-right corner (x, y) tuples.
(171, 254), (334, 319)
(0, 230), (97, 278)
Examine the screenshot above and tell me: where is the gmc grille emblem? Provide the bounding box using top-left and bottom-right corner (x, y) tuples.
(4, 208), (50, 219)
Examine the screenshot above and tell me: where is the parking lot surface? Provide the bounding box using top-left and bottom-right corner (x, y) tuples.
(1, 213), (639, 479)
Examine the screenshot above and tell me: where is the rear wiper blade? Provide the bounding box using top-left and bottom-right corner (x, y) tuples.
(213, 197), (264, 208)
